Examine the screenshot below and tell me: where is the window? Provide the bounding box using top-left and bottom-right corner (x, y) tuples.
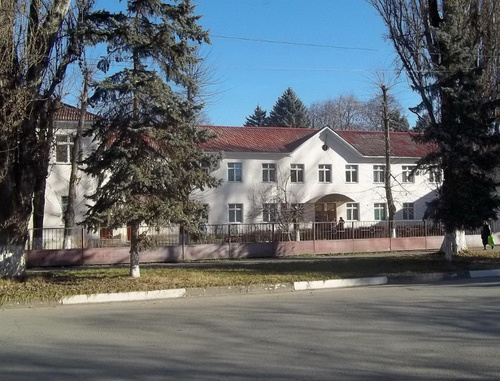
(345, 165), (358, 183)
(290, 164), (304, 183)
(228, 204), (243, 223)
(346, 203), (359, 221)
(228, 163), (242, 182)
(373, 165), (386, 183)
(318, 164), (332, 183)
(402, 203), (414, 220)
(374, 203), (387, 221)
(262, 163), (276, 182)
(263, 203), (278, 222)
(56, 134), (73, 163)
(428, 169), (442, 183)
(402, 166), (416, 183)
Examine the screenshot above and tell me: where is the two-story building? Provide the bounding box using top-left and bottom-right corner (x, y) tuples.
(44, 107), (438, 231)
(195, 126), (438, 225)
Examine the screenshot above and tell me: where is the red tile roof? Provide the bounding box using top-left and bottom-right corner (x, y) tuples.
(199, 126), (433, 158)
(335, 130), (433, 158)
(199, 126), (319, 153)
(55, 103), (96, 121)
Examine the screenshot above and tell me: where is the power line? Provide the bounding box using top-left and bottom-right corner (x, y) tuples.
(211, 34), (388, 52)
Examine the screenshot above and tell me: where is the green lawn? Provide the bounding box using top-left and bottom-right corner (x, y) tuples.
(2, 250), (500, 306)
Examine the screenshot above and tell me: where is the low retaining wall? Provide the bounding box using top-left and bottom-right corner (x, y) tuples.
(25, 234), (479, 268)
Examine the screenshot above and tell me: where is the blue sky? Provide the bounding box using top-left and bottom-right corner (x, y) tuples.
(193, 0), (420, 127)
(82, 0), (420, 127)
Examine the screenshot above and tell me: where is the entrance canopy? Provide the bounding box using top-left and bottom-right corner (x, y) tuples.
(308, 193), (354, 204)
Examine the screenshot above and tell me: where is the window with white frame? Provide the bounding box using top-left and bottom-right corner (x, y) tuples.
(373, 165), (386, 183)
(346, 202), (359, 221)
(318, 164), (332, 183)
(228, 203), (243, 223)
(262, 203), (277, 222)
(374, 203), (387, 221)
(262, 163), (276, 182)
(428, 169), (442, 183)
(345, 165), (358, 183)
(402, 166), (416, 183)
(402, 202), (414, 220)
(290, 164), (304, 183)
(228, 162), (242, 182)
(56, 134), (73, 163)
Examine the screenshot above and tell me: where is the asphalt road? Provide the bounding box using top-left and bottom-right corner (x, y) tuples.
(1, 279), (500, 380)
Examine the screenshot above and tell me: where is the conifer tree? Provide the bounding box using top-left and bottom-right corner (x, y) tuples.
(83, 0), (220, 277)
(370, 0), (500, 260)
(267, 88), (311, 128)
(244, 105), (268, 126)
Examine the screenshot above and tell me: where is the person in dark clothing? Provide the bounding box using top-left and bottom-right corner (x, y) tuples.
(481, 222), (491, 250)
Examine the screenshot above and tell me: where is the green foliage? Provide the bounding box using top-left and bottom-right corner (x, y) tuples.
(83, 0), (220, 235)
(267, 88), (311, 128)
(244, 105), (268, 126)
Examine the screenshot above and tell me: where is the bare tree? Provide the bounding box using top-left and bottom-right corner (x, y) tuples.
(0, 0), (91, 277)
(368, 0), (500, 261)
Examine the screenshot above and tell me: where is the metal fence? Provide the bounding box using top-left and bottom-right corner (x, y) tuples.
(26, 220), (495, 251)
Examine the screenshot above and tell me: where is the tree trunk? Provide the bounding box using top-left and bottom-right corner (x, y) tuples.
(382, 85), (396, 238)
(440, 230), (467, 262)
(129, 222), (141, 278)
(64, 69), (89, 249)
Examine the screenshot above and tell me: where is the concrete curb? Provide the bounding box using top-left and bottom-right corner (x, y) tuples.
(3, 269), (499, 308)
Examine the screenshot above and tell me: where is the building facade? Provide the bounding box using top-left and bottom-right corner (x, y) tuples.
(44, 109), (439, 230)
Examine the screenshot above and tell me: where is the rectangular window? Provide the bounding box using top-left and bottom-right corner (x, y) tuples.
(402, 166), (416, 183)
(373, 165), (386, 183)
(290, 164), (304, 183)
(346, 202), (359, 221)
(56, 135), (73, 163)
(228, 203), (243, 223)
(228, 163), (242, 182)
(374, 203), (387, 221)
(345, 165), (358, 183)
(262, 163), (276, 182)
(318, 164), (332, 183)
(263, 203), (277, 222)
(403, 202), (414, 220)
(428, 169), (442, 183)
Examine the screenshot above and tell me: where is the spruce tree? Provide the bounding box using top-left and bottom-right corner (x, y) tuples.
(370, 0), (500, 260)
(244, 105), (268, 126)
(83, 0), (220, 277)
(267, 88), (311, 128)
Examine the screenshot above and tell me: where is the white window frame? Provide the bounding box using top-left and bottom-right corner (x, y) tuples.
(374, 203), (387, 221)
(402, 202), (414, 220)
(262, 203), (277, 222)
(228, 162), (242, 182)
(318, 164), (332, 183)
(402, 166), (416, 183)
(373, 165), (386, 183)
(290, 164), (304, 183)
(345, 165), (358, 183)
(262, 163), (276, 182)
(428, 169), (442, 183)
(346, 202), (359, 221)
(228, 203), (243, 223)
(56, 134), (73, 163)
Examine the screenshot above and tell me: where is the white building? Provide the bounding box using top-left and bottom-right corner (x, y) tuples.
(195, 126), (439, 225)
(44, 108), (439, 230)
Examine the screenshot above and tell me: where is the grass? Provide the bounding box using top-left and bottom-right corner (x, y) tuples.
(2, 249), (500, 306)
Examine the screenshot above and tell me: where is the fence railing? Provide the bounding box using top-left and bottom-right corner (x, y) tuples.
(26, 220), (494, 251)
